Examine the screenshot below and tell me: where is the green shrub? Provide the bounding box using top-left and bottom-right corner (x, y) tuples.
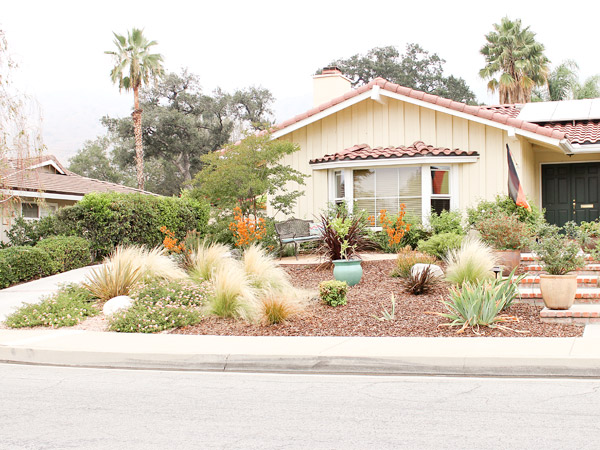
(475, 211), (531, 250)
(466, 194), (545, 232)
(4, 215), (58, 247)
(5, 284), (98, 328)
(399, 213), (430, 249)
(533, 224), (584, 275)
(108, 280), (211, 333)
(429, 210), (464, 235)
(319, 280), (348, 307)
(391, 246), (438, 278)
(53, 192), (210, 259)
(417, 233), (463, 259)
(36, 236), (92, 273)
(0, 246), (54, 288)
(437, 277), (523, 333)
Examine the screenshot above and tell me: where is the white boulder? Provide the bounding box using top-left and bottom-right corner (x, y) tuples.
(411, 263), (444, 279)
(103, 295), (134, 316)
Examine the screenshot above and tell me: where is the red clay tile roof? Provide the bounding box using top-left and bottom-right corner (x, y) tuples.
(537, 121), (600, 145)
(275, 78), (567, 141)
(310, 141), (479, 164)
(480, 104), (522, 118)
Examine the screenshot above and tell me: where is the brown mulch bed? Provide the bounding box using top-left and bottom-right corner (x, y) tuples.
(175, 260), (583, 338)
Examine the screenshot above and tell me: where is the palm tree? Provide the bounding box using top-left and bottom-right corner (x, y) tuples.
(479, 17), (549, 104)
(105, 28), (164, 190)
(533, 61), (600, 102)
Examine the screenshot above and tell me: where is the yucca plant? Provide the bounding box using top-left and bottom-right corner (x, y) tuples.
(444, 237), (499, 286)
(242, 244), (292, 292)
(437, 277), (524, 334)
(188, 241), (232, 282)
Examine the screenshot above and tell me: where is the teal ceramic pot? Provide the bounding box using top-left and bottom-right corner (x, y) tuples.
(333, 259), (363, 286)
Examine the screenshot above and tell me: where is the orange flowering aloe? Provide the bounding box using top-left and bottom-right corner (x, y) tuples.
(160, 226), (187, 254)
(228, 206), (267, 248)
(368, 205), (411, 252)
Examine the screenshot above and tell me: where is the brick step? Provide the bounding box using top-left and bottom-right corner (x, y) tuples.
(517, 275), (599, 288)
(523, 264), (600, 273)
(518, 287), (600, 301)
(520, 252), (596, 263)
(540, 305), (600, 325)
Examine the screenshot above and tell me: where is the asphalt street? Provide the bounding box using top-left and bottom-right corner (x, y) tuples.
(1, 364), (600, 449)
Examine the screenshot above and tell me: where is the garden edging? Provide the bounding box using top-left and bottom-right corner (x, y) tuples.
(2, 329), (600, 377)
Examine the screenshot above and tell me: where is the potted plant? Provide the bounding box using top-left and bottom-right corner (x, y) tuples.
(475, 211), (531, 276)
(533, 224), (585, 310)
(317, 212), (371, 286)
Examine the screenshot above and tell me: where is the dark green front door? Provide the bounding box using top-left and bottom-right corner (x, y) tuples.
(542, 163), (600, 226)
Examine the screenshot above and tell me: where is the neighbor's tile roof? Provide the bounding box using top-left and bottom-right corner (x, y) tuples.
(275, 78), (567, 141)
(310, 141), (479, 164)
(1, 154), (155, 196)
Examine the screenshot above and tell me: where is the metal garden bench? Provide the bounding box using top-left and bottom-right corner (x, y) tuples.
(274, 218), (321, 259)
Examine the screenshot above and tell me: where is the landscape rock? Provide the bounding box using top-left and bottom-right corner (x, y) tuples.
(411, 263), (444, 279)
(103, 296), (134, 316)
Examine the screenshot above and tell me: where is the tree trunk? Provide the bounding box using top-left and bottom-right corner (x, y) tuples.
(132, 87), (144, 190)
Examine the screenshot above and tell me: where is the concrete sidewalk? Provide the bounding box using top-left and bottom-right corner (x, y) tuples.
(1, 328), (600, 377)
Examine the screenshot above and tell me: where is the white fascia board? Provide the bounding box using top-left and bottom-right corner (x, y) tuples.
(370, 85), (387, 105)
(568, 143), (600, 154)
(378, 90), (565, 148)
(271, 91), (373, 139)
(310, 156), (479, 170)
(27, 160), (66, 174)
(0, 189), (83, 201)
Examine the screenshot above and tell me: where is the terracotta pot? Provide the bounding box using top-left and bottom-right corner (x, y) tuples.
(493, 250), (521, 276)
(539, 274), (577, 310)
(583, 237), (599, 251)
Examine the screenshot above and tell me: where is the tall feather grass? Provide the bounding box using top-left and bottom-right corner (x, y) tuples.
(258, 291), (307, 325)
(209, 263), (258, 320)
(242, 244), (292, 292)
(188, 241), (232, 282)
(444, 237), (499, 286)
(83, 246), (187, 302)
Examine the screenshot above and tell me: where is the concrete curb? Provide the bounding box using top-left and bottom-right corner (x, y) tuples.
(2, 330), (600, 377)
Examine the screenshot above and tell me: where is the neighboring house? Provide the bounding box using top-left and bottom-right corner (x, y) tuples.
(268, 67), (600, 227)
(0, 154), (152, 240)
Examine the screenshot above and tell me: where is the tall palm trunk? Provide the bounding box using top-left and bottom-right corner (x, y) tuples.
(132, 86), (144, 190)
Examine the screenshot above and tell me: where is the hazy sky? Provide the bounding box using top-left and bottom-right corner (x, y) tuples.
(2, 0), (598, 162)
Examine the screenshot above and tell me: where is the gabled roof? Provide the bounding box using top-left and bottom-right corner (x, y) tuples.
(1, 154), (155, 197)
(274, 78), (567, 141)
(310, 141), (479, 164)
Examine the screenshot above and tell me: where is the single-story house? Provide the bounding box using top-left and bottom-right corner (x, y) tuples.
(268, 67), (600, 227)
(0, 154), (152, 240)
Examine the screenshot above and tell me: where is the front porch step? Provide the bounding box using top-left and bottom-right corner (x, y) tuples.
(517, 275), (599, 288)
(518, 287), (600, 303)
(540, 305), (600, 325)
(520, 252), (595, 263)
(523, 263), (600, 274)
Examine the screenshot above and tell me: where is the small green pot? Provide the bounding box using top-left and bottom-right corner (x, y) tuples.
(333, 259), (363, 286)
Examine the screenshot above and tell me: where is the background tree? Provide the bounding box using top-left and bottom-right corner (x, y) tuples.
(192, 133), (306, 218)
(532, 60), (600, 102)
(479, 17), (550, 104)
(320, 44), (477, 104)
(67, 137), (130, 185)
(105, 28), (164, 190)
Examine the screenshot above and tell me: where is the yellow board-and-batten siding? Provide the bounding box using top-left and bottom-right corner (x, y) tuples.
(270, 96), (540, 220)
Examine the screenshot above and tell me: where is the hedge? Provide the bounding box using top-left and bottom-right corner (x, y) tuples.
(53, 192), (210, 259)
(36, 236), (92, 273)
(0, 246), (55, 288)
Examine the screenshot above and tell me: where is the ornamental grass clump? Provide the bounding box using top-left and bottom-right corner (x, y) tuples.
(5, 284), (99, 329)
(209, 263), (258, 320)
(258, 292), (306, 325)
(391, 246), (438, 278)
(475, 211), (531, 250)
(242, 244), (292, 292)
(108, 279), (211, 333)
(188, 241), (232, 282)
(436, 277), (524, 334)
(533, 224), (584, 275)
(445, 237), (499, 286)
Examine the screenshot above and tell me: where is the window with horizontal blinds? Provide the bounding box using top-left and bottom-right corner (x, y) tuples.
(353, 167), (422, 223)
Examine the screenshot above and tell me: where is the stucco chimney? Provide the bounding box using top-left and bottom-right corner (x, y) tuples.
(313, 66), (352, 106)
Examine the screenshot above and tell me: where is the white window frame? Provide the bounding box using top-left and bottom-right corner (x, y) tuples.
(328, 164), (459, 225)
(20, 201), (58, 221)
